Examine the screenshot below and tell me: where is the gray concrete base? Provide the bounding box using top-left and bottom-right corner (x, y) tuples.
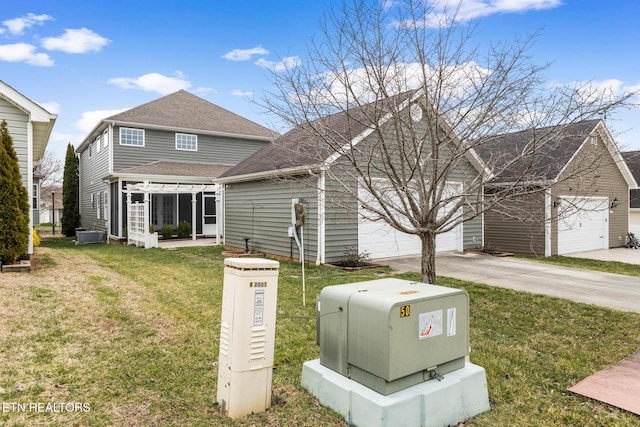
(301, 359), (490, 427)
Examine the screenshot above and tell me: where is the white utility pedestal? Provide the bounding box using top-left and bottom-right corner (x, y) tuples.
(216, 257), (279, 418)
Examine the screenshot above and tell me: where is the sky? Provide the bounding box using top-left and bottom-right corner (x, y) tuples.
(1, 0), (639, 163)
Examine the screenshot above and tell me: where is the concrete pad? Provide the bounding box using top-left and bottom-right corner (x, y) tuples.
(564, 247), (640, 265)
(301, 359), (490, 427)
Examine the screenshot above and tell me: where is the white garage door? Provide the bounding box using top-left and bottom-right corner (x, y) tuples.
(357, 182), (462, 259)
(557, 197), (609, 255)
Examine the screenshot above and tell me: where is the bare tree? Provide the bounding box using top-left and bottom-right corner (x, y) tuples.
(261, 0), (634, 283)
(35, 149), (63, 188)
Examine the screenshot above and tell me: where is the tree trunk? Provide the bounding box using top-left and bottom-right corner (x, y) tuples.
(420, 232), (437, 284)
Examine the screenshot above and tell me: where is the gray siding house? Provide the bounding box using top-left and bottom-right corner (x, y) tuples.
(622, 150), (640, 236)
(0, 81), (56, 254)
(218, 90), (486, 264)
(76, 90), (277, 240)
(479, 120), (636, 256)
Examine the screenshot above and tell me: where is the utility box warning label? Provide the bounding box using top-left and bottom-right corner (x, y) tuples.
(419, 309), (443, 339)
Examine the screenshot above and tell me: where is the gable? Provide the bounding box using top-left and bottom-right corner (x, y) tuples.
(0, 81), (56, 162)
(220, 89), (488, 182)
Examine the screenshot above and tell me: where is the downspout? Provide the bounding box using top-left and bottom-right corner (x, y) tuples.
(317, 169), (326, 265)
(545, 189), (552, 257)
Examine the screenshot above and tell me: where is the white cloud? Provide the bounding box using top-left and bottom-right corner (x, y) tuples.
(41, 28), (110, 54)
(255, 56), (301, 72)
(223, 46), (269, 61)
(2, 13), (53, 35)
(399, 0), (562, 28)
(39, 101), (61, 115)
(0, 43), (53, 66)
(107, 72), (192, 95)
(75, 109), (127, 134)
(231, 89), (253, 98)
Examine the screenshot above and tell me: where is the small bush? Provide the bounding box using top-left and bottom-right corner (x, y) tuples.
(32, 228), (41, 247)
(177, 221), (191, 239)
(342, 246), (371, 267)
(161, 225), (174, 239)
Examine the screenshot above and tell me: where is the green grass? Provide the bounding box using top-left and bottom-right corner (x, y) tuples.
(0, 237), (638, 426)
(518, 254), (640, 277)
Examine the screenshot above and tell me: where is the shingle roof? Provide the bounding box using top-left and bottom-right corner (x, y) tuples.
(220, 91), (417, 178)
(115, 161), (231, 179)
(106, 90), (278, 139)
(474, 120), (601, 183)
(622, 150), (640, 208)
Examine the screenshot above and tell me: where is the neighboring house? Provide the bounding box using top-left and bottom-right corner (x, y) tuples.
(478, 120), (636, 256)
(76, 90), (277, 242)
(38, 185), (63, 226)
(218, 90), (486, 264)
(622, 150), (640, 236)
(0, 81), (57, 254)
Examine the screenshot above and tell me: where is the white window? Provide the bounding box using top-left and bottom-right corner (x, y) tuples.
(97, 192), (102, 219)
(96, 134), (101, 153)
(176, 133), (197, 151)
(32, 184), (39, 210)
(103, 129), (109, 148)
(91, 193), (96, 210)
(120, 128), (145, 146)
(89, 143), (94, 157)
(103, 191), (108, 220)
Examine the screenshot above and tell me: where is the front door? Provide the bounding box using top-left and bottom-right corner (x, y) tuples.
(202, 193), (217, 236)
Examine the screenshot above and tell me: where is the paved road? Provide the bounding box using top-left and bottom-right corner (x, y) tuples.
(383, 251), (640, 313)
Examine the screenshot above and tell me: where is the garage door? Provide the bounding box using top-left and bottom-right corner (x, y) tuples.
(557, 197), (609, 255)
(357, 182), (462, 259)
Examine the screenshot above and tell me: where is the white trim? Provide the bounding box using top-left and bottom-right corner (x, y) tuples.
(27, 120), (34, 254)
(175, 132), (198, 151)
(317, 169), (326, 265)
(544, 189), (552, 257)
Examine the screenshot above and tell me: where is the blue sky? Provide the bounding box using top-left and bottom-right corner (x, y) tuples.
(2, 0), (639, 161)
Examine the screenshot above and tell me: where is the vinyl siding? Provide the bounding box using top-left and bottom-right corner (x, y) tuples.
(224, 177), (318, 262)
(0, 97), (29, 188)
(112, 126), (269, 171)
(552, 133), (630, 254)
(79, 135), (111, 233)
(326, 111), (484, 257)
(323, 174), (359, 263)
(484, 191), (546, 255)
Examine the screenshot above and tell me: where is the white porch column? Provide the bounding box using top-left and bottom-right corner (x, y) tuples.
(191, 192), (197, 241)
(126, 192), (132, 245)
(144, 191), (150, 241)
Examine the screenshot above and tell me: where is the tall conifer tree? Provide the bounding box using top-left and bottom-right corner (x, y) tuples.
(61, 143), (80, 236)
(0, 120), (29, 264)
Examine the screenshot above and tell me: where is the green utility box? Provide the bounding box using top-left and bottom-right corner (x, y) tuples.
(319, 278), (469, 395)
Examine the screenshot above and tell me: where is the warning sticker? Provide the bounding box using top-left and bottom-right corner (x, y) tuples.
(447, 307), (457, 336)
(419, 310), (443, 339)
(253, 289), (265, 327)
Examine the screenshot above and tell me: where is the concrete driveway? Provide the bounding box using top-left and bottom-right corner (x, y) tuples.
(383, 251), (640, 313)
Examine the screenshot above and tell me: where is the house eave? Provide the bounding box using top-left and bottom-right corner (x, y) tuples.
(216, 164), (323, 184)
(103, 172), (218, 184)
(78, 120), (276, 154)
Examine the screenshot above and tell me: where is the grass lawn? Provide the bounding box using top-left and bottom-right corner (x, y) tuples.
(1, 237), (639, 426)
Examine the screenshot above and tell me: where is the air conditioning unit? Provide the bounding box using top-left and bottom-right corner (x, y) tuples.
(318, 278), (468, 395)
